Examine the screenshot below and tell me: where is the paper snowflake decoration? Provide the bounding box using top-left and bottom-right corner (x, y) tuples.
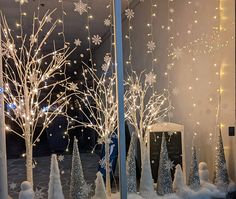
(15, 0), (28, 5)
(45, 15), (52, 23)
(104, 18), (111, 26)
(69, 82), (78, 91)
(30, 35), (37, 44)
(92, 35), (102, 45)
(82, 183), (92, 196)
(165, 159), (175, 171)
(74, 38), (82, 46)
(145, 72), (156, 85)
(104, 53), (111, 64)
(125, 9), (134, 20)
(147, 41), (156, 51)
(172, 47), (183, 60)
(58, 155), (65, 162)
(101, 64), (109, 72)
(74, 0), (87, 15)
(35, 188), (45, 199)
(172, 87), (179, 96)
(9, 182), (17, 190)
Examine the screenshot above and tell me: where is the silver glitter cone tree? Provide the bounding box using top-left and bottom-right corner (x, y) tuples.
(126, 133), (137, 193)
(157, 133), (173, 195)
(69, 138), (89, 199)
(214, 129), (229, 191)
(188, 146), (200, 190)
(48, 154), (64, 199)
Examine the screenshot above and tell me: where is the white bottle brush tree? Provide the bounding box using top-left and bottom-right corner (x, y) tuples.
(48, 154), (64, 199)
(0, 11), (73, 184)
(124, 70), (171, 161)
(69, 63), (117, 196)
(70, 137), (91, 199)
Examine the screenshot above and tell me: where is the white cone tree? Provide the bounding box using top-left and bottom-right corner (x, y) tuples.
(157, 133), (173, 195)
(173, 164), (185, 192)
(188, 146), (200, 190)
(1, 11), (72, 183)
(69, 137), (89, 199)
(126, 133), (137, 193)
(48, 154), (64, 199)
(92, 172), (108, 199)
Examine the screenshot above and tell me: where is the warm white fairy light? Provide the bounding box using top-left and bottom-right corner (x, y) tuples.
(1, 10), (73, 184)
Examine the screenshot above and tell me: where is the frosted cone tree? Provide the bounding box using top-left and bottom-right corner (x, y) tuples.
(0, 11), (72, 183)
(125, 71), (171, 159)
(48, 154), (64, 199)
(70, 63), (117, 196)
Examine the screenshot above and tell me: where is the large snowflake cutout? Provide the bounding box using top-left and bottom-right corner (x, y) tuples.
(69, 82), (78, 91)
(125, 9), (134, 20)
(45, 15), (52, 23)
(172, 47), (183, 60)
(165, 159), (175, 171)
(82, 183), (92, 196)
(74, 0), (87, 15)
(15, 0), (28, 5)
(74, 38), (82, 46)
(92, 35), (102, 45)
(35, 188), (45, 199)
(147, 41), (156, 51)
(58, 155), (65, 162)
(104, 18), (111, 26)
(9, 182), (17, 190)
(145, 72), (156, 85)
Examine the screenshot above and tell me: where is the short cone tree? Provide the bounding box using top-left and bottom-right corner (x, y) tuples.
(69, 137), (89, 199)
(214, 129), (229, 191)
(139, 146), (155, 198)
(188, 146), (200, 190)
(126, 133), (137, 193)
(93, 172), (107, 199)
(48, 154), (64, 199)
(173, 164), (185, 192)
(157, 133), (173, 195)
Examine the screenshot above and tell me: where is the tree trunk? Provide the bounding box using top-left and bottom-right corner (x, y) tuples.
(25, 124), (33, 184)
(105, 141), (111, 196)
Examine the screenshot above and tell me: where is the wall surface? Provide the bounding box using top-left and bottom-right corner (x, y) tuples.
(93, 0), (235, 181)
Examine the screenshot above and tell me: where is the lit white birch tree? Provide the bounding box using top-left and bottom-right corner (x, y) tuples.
(124, 70), (171, 160)
(69, 63), (117, 196)
(0, 11), (73, 184)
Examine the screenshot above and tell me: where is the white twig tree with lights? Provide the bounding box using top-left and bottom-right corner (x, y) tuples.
(71, 63), (117, 196)
(0, 11), (73, 184)
(124, 70), (171, 160)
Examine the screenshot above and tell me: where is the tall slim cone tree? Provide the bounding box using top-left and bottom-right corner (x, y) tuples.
(188, 146), (200, 190)
(214, 129), (229, 191)
(92, 172), (107, 199)
(126, 133), (137, 193)
(157, 133), (173, 195)
(48, 154), (64, 199)
(69, 138), (88, 199)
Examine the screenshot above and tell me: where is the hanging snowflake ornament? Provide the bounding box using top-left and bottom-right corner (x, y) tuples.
(125, 9), (134, 20)
(58, 155), (64, 162)
(92, 35), (102, 45)
(45, 15), (52, 23)
(172, 47), (183, 60)
(81, 183), (92, 196)
(74, 0), (87, 15)
(30, 35), (38, 44)
(101, 63), (109, 72)
(9, 182), (17, 190)
(69, 82), (78, 91)
(35, 188), (45, 199)
(145, 71), (156, 85)
(15, 0), (28, 5)
(104, 18), (111, 26)
(104, 53), (111, 64)
(165, 159), (175, 171)
(74, 38), (82, 46)
(147, 41), (156, 51)
(172, 87), (179, 96)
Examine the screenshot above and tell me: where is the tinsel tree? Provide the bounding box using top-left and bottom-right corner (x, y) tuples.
(188, 146), (200, 190)
(173, 164), (185, 192)
(0, 11), (72, 183)
(125, 70), (171, 160)
(157, 133), (173, 195)
(139, 146), (156, 198)
(214, 129), (229, 191)
(69, 63), (117, 196)
(92, 172), (108, 199)
(69, 137), (90, 199)
(126, 133), (137, 193)
(48, 154), (64, 199)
